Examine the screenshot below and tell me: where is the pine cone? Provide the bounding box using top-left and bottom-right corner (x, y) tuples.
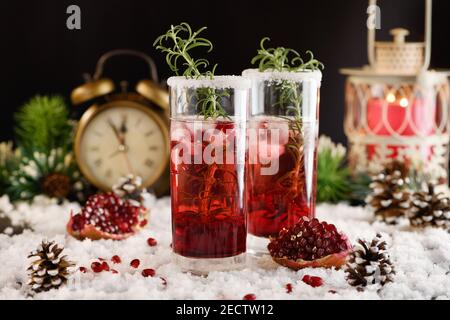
(112, 174), (148, 206)
(27, 240), (74, 293)
(366, 161), (410, 224)
(41, 173), (71, 199)
(345, 233), (395, 288)
(410, 184), (450, 230)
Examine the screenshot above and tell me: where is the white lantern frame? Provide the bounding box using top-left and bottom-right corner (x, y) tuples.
(341, 0), (450, 186)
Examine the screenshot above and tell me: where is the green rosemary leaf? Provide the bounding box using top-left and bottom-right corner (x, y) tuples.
(154, 23), (229, 119)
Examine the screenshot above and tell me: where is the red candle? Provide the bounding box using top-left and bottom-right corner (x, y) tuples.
(366, 95), (435, 161)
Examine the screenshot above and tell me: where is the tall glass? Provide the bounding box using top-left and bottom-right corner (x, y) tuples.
(168, 76), (251, 274)
(242, 69), (322, 254)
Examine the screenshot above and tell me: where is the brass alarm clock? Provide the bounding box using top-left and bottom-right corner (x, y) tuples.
(71, 50), (170, 195)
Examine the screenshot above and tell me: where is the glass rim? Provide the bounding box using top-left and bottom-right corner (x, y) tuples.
(242, 68), (322, 83)
(167, 75), (252, 90)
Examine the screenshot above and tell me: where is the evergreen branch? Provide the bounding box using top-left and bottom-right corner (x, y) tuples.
(14, 95), (73, 154)
(316, 136), (352, 204)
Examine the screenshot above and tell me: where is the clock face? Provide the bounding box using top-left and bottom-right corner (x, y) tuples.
(76, 102), (169, 190)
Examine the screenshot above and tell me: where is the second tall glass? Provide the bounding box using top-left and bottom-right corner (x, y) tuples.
(168, 76), (251, 273)
(243, 69), (322, 253)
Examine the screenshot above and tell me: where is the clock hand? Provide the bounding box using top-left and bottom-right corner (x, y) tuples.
(108, 119), (125, 145)
(120, 115), (128, 134)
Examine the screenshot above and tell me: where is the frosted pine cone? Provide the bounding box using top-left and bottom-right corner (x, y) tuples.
(410, 184), (450, 230)
(27, 240), (74, 293)
(112, 174), (149, 206)
(345, 233), (395, 288)
(366, 161), (411, 224)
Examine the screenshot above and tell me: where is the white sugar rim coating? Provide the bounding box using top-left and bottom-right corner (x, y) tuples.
(167, 76), (252, 90)
(242, 69), (322, 83)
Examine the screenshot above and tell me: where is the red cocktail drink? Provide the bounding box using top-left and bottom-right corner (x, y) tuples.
(170, 120), (246, 258)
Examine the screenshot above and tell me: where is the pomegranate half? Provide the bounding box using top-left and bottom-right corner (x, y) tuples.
(268, 217), (352, 270)
(67, 192), (148, 240)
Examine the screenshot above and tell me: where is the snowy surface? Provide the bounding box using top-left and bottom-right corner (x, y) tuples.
(0, 195), (449, 300)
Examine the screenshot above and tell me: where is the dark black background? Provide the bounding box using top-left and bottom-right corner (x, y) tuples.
(0, 0), (449, 144)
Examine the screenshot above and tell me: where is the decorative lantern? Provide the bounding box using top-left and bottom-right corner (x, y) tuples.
(341, 0), (450, 188)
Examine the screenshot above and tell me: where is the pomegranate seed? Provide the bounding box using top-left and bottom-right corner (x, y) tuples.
(142, 268), (156, 277)
(111, 269), (119, 274)
(91, 262), (103, 273)
(328, 290), (337, 294)
(140, 219), (148, 227)
(147, 237), (157, 247)
(79, 267), (87, 273)
(101, 261), (110, 271)
(130, 259), (140, 268)
(160, 277), (167, 286)
(243, 294), (256, 300)
(302, 275), (323, 288)
(111, 255), (121, 264)
(285, 283), (293, 293)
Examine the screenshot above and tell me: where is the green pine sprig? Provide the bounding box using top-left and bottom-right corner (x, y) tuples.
(316, 136), (352, 204)
(6, 148), (79, 201)
(15, 95), (73, 154)
(153, 23), (229, 120)
(4, 95), (89, 202)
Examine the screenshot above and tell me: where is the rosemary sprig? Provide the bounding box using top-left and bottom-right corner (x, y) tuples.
(251, 38), (324, 200)
(153, 23), (229, 119)
(251, 37), (323, 72)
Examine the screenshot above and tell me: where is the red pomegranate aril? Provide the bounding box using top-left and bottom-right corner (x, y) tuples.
(79, 267), (87, 273)
(101, 261), (110, 271)
(268, 217), (351, 270)
(286, 283), (293, 294)
(142, 268), (156, 277)
(67, 192), (148, 240)
(140, 219), (148, 227)
(243, 294), (256, 301)
(302, 275), (323, 288)
(130, 259), (140, 268)
(91, 262), (103, 273)
(111, 269), (119, 274)
(147, 237), (157, 247)
(111, 255), (121, 264)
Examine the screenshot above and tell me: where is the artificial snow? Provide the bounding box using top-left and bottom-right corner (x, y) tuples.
(0, 195), (449, 300)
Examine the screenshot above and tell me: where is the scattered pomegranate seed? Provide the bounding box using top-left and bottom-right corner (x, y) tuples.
(111, 269), (119, 274)
(328, 290), (337, 294)
(285, 283), (293, 293)
(79, 267), (87, 273)
(140, 219), (148, 227)
(130, 259), (140, 268)
(160, 277), (167, 286)
(147, 237), (157, 247)
(111, 255), (121, 264)
(91, 262), (103, 273)
(302, 275), (323, 288)
(101, 261), (110, 271)
(243, 294), (256, 300)
(142, 268), (156, 277)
